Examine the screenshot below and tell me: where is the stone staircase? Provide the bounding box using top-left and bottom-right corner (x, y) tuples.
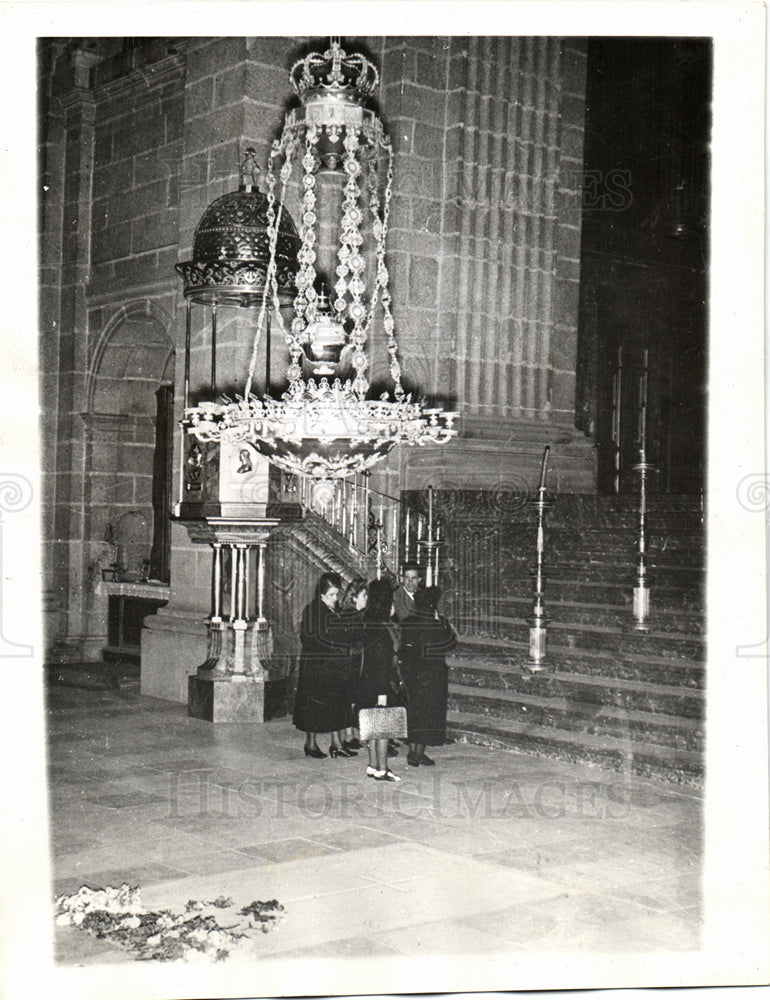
(442, 494), (706, 785)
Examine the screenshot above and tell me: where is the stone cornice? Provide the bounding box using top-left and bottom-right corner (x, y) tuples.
(56, 85), (96, 117)
(80, 411), (155, 436)
(85, 277), (179, 310)
(92, 49), (187, 112)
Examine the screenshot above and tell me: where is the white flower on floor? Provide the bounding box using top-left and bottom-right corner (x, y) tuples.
(54, 885), (284, 963)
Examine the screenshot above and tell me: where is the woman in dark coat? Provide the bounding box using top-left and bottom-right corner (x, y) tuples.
(293, 572), (358, 758)
(358, 577), (401, 781)
(399, 586), (457, 767)
(337, 578), (369, 751)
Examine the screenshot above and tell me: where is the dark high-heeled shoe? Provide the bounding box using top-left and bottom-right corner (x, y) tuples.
(329, 745), (358, 758)
(304, 745), (326, 758)
(343, 738), (363, 751)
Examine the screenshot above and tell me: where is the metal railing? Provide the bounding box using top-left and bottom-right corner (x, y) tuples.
(289, 474), (441, 581)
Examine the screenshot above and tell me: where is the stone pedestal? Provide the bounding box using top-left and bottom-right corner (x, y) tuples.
(188, 673), (265, 723)
(141, 607), (208, 702)
(187, 618), (272, 722)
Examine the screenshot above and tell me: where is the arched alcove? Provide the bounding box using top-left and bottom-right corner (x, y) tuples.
(90, 308), (174, 416)
(86, 304), (175, 589)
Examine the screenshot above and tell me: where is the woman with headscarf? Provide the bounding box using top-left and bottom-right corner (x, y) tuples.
(292, 572), (358, 759)
(357, 577), (402, 781)
(398, 586), (457, 767)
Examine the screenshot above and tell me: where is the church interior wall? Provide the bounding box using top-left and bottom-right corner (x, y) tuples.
(41, 34), (597, 674)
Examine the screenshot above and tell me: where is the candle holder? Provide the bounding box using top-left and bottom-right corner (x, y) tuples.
(525, 446), (553, 673)
(626, 449), (655, 633)
(416, 484), (442, 586)
(417, 536), (442, 587)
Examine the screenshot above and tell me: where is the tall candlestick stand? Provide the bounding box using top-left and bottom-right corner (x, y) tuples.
(417, 484), (441, 586)
(526, 446), (553, 673)
(627, 445), (655, 632)
(375, 519), (384, 579)
(627, 351), (654, 632)
(418, 536), (441, 587)
(611, 345), (623, 494)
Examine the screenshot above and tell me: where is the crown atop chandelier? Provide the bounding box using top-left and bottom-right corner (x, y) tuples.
(290, 37), (379, 104)
(179, 37), (457, 481)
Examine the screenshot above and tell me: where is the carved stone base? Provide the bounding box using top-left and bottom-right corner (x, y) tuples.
(188, 673), (266, 723)
(141, 608), (208, 702)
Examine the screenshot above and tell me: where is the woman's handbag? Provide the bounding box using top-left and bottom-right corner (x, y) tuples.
(358, 705), (408, 741)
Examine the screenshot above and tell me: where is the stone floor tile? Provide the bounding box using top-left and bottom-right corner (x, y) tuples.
(54, 926), (130, 966)
(117, 830), (219, 863)
(417, 825), (517, 856)
(274, 934), (404, 960)
(83, 791), (169, 809)
(50, 833), (101, 854)
(353, 815), (459, 845)
(173, 849), (270, 876)
(533, 852), (681, 893)
(462, 890), (688, 951)
(605, 872), (703, 913)
(528, 906), (702, 952)
(137, 757), (221, 773)
(377, 916), (529, 955)
(236, 837), (343, 864)
(138, 856), (372, 912)
(473, 833), (634, 873)
(514, 888), (653, 929)
(53, 862), (188, 898)
(306, 826), (404, 853)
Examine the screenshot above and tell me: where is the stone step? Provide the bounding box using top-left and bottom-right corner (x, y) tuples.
(543, 547), (706, 568)
(541, 579), (703, 609)
(447, 653), (703, 718)
(445, 710), (703, 786)
(453, 598), (705, 634)
(449, 642), (704, 689)
(454, 619), (704, 661)
(447, 682), (705, 753)
(535, 559), (705, 583)
(492, 566), (705, 596)
(508, 531), (706, 559)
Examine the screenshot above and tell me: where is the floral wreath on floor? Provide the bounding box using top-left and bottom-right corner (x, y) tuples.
(55, 884), (284, 963)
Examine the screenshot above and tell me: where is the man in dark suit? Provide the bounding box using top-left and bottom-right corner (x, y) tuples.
(392, 563), (421, 621)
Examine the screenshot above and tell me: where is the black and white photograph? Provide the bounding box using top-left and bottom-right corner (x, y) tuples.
(0, 2), (767, 998)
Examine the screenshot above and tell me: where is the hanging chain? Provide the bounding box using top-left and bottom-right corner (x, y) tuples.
(370, 140), (403, 400)
(336, 128), (368, 397)
(288, 125), (320, 388)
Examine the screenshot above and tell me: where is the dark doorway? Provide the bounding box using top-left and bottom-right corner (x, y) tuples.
(576, 38), (711, 494)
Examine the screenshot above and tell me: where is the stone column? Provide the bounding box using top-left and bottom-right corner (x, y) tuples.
(44, 45), (100, 660)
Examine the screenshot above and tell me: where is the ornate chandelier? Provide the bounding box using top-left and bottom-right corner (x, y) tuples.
(179, 38), (457, 480)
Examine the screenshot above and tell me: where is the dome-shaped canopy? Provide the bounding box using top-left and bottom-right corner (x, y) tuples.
(176, 186), (300, 307)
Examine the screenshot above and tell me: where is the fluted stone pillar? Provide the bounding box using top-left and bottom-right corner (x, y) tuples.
(374, 35), (596, 496)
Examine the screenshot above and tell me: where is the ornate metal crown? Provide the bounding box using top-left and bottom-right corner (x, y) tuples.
(290, 38), (379, 106)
